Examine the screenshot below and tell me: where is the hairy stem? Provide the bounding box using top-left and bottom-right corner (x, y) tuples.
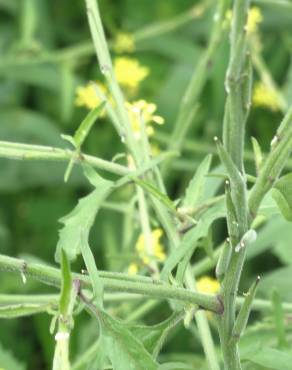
(0, 254), (222, 313)
(219, 0), (250, 368)
(0, 140), (129, 175)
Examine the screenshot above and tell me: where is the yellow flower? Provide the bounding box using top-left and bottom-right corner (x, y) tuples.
(114, 32), (135, 53)
(196, 276), (220, 294)
(139, 228), (165, 259)
(125, 100), (164, 140)
(252, 81), (280, 111)
(114, 57), (149, 91)
(246, 7), (263, 34)
(75, 82), (106, 110)
(226, 7), (263, 35)
(128, 263), (139, 275)
(136, 228), (166, 262)
(127, 228), (165, 274)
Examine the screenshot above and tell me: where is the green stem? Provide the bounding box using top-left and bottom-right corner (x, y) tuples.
(162, 0), (230, 173)
(0, 140), (128, 176)
(134, 1), (211, 41)
(186, 268), (220, 370)
(219, 0), (251, 368)
(0, 254), (221, 313)
(0, 294), (58, 304)
(85, 0), (141, 162)
(1, 293), (292, 313)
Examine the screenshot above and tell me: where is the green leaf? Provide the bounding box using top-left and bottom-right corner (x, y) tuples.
(215, 138), (247, 226)
(247, 215), (292, 261)
(100, 311), (158, 370)
(59, 249), (78, 320)
(132, 177), (176, 213)
(257, 266), (292, 301)
(128, 312), (183, 358)
(74, 102), (105, 148)
(242, 347), (292, 370)
(272, 289), (289, 348)
(62, 102), (105, 182)
(251, 137), (263, 175)
(182, 154), (212, 210)
(61, 134), (76, 148)
(0, 343), (25, 370)
(216, 240), (232, 281)
(159, 363), (194, 370)
(215, 138), (243, 187)
(257, 191), (280, 218)
(59, 249), (72, 316)
(232, 277), (260, 340)
(161, 201), (225, 279)
(201, 226), (213, 259)
(272, 173), (292, 221)
(0, 304), (51, 319)
(55, 174), (113, 262)
(80, 233), (103, 308)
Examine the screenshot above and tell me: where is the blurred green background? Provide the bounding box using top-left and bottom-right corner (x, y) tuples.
(1, 0), (292, 369)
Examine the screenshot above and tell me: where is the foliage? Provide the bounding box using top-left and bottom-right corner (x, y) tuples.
(0, 0), (292, 369)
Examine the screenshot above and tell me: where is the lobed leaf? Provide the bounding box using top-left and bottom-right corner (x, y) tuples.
(128, 312), (183, 358)
(100, 311), (158, 370)
(55, 173), (113, 262)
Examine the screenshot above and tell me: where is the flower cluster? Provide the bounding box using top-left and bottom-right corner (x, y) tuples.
(75, 51), (164, 141)
(128, 228), (166, 275)
(114, 57), (149, 92)
(75, 82), (106, 110)
(252, 81), (280, 111)
(75, 57), (149, 109)
(125, 100), (164, 139)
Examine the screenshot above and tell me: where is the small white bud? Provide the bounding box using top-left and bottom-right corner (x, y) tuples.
(55, 332), (69, 341)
